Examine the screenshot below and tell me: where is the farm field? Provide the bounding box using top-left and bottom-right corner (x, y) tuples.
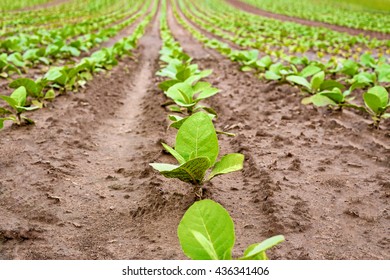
(0, 0), (389, 260)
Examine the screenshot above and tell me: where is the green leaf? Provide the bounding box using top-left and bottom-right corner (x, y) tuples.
(178, 199), (235, 260)
(9, 78), (38, 96)
(302, 94), (337, 107)
(300, 65), (321, 78)
(286, 75), (311, 91)
(44, 89), (55, 100)
(364, 86), (388, 114)
(240, 235), (285, 260)
(310, 71), (325, 92)
(166, 82), (194, 105)
(158, 79), (179, 92)
(0, 95), (18, 110)
(320, 80), (345, 91)
(10, 86), (27, 107)
(0, 107), (12, 116)
(150, 157), (210, 184)
(209, 153), (244, 180)
(161, 143), (185, 165)
(319, 88), (344, 104)
(265, 70), (281, 81)
(175, 112), (219, 165)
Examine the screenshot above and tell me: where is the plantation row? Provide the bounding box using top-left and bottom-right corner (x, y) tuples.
(0, 0), (156, 128)
(241, 0), (390, 33)
(151, 0), (284, 259)
(174, 0), (390, 128)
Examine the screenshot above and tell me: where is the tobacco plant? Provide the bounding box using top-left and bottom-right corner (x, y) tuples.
(150, 112), (244, 194)
(0, 86), (38, 129)
(178, 199), (284, 260)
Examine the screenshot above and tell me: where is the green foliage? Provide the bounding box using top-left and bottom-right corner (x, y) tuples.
(150, 112), (244, 185)
(0, 86), (38, 128)
(178, 199), (284, 260)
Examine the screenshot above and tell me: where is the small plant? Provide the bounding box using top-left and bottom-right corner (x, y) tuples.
(150, 112), (244, 195)
(362, 86), (390, 128)
(178, 199), (284, 260)
(0, 86), (38, 129)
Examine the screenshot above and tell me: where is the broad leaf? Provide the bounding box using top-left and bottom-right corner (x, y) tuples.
(300, 65), (321, 77)
(150, 157), (210, 184)
(286, 75), (311, 91)
(10, 86), (27, 107)
(240, 235), (285, 260)
(175, 112), (219, 165)
(364, 86), (388, 114)
(209, 153), (244, 180)
(178, 199), (235, 260)
(161, 143), (185, 165)
(310, 71), (325, 92)
(9, 78), (38, 96)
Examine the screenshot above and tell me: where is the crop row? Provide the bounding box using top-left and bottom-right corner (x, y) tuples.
(174, 0), (390, 128)
(0, 0), (158, 129)
(0, 0), (150, 79)
(148, 0), (284, 260)
(241, 0), (390, 33)
(185, 0), (390, 59)
(0, 0), (52, 11)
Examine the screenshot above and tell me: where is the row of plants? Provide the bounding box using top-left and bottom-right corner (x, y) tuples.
(149, 0), (284, 260)
(0, 0), (158, 129)
(0, 0), (142, 54)
(0, 0), (128, 32)
(174, 0), (390, 128)
(0, 0), (150, 79)
(240, 0), (390, 33)
(185, 0), (390, 59)
(0, 0), (52, 11)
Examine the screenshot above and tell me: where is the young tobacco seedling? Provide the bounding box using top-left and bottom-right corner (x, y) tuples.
(286, 71), (326, 94)
(150, 112), (244, 194)
(0, 86), (38, 129)
(362, 86), (390, 128)
(178, 199), (284, 260)
(302, 87), (353, 110)
(9, 78), (55, 107)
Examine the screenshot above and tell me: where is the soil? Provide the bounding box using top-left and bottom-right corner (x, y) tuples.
(226, 0), (390, 40)
(0, 1), (389, 260)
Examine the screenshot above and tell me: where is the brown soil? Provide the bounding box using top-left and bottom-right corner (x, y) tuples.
(226, 0), (390, 40)
(0, 1), (389, 260)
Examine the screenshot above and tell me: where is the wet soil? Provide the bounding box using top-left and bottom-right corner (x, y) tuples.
(0, 1), (389, 260)
(226, 0), (390, 40)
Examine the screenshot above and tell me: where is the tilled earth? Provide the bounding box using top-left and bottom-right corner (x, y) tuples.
(0, 3), (389, 260)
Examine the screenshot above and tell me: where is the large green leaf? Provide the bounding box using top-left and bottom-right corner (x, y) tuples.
(161, 143), (185, 165)
(10, 86), (27, 107)
(175, 112), (219, 165)
(150, 157), (210, 184)
(320, 80), (345, 91)
(209, 153), (244, 180)
(310, 71), (325, 92)
(178, 199), (235, 260)
(364, 86), (388, 114)
(9, 78), (38, 96)
(287, 75), (311, 91)
(302, 94), (336, 107)
(299, 65), (321, 77)
(240, 235), (285, 260)
(166, 82), (194, 105)
(319, 89), (344, 104)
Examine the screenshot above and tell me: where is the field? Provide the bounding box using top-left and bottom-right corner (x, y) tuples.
(0, 0), (389, 260)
